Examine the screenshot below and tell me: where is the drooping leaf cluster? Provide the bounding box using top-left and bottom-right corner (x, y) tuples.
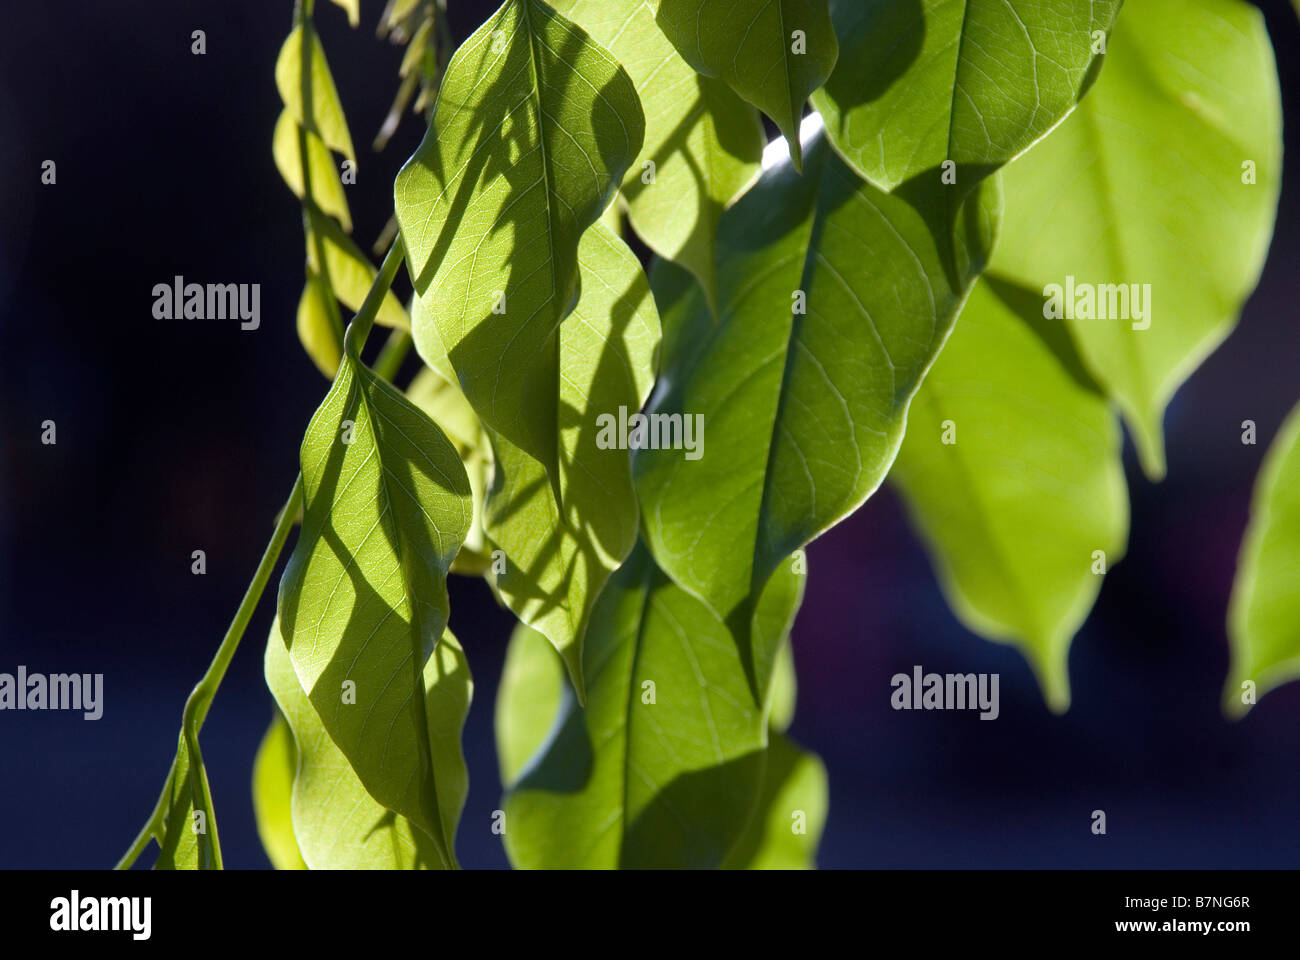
(128, 0), (1289, 870)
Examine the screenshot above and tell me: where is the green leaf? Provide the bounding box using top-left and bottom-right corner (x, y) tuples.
(767, 636), (797, 734)
(722, 733), (827, 869)
(990, 0), (1282, 479)
(297, 272), (343, 378)
(406, 365), (494, 574)
(276, 351), (473, 868)
(150, 733), (219, 870)
(308, 211), (410, 330)
(273, 109), (353, 233)
(891, 278), (1128, 710)
(483, 221), (660, 698)
(504, 544), (803, 868)
(634, 133), (999, 685)
(1225, 401), (1300, 716)
(647, 257), (705, 379)
(329, 0), (361, 28)
(251, 711), (308, 870)
(275, 22), (357, 165)
(550, 0), (764, 310)
(495, 623), (565, 788)
(811, 0), (1120, 193)
(652, 0), (837, 171)
(395, 0), (645, 489)
(265, 617), (471, 868)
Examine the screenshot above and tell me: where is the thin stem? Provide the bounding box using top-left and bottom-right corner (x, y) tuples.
(373, 327), (413, 383)
(345, 239), (406, 357)
(189, 475), (304, 732)
(115, 475), (303, 870)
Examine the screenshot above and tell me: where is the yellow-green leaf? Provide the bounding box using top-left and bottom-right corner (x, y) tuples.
(272, 108), (353, 233)
(251, 711), (308, 870)
(550, 0), (764, 311)
(653, 0), (837, 171)
(307, 211), (409, 330)
(991, 0), (1282, 479)
(395, 0), (644, 490)
(1225, 401), (1300, 716)
(265, 617), (471, 868)
(891, 278), (1129, 710)
(275, 22), (357, 165)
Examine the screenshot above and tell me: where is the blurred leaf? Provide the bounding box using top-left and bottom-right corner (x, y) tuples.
(395, 0), (644, 490)
(307, 211), (409, 330)
(503, 545), (803, 868)
(891, 278), (1128, 710)
(273, 109), (353, 233)
(276, 22), (356, 164)
(265, 617), (471, 868)
(767, 637), (797, 734)
(277, 352), (473, 868)
(296, 272), (342, 378)
(990, 0), (1282, 478)
(551, 0), (764, 311)
(652, 0), (837, 171)
(251, 711), (307, 870)
(483, 221), (659, 698)
(329, 0), (361, 28)
(812, 0), (1119, 193)
(1225, 401), (1300, 716)
(634, 134), (998, 687)
(722, 733), (827, 869)
(495, 623), (565, 787)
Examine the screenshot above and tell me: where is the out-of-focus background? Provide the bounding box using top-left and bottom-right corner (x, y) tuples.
(1, 0), (1298, 869)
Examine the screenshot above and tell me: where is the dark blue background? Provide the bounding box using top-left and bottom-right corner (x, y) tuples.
(1, 0), (1298, 869)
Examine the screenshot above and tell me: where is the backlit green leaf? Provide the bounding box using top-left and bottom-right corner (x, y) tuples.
(307, 211), (409, 330)
(395, 0), (645, 488)
(504, 544), (803, 868)
(265, 617), (471, 868)
(277, 352), (473, 868)
(1225, 401), (1300, 716)
(652, 0), (837, 171)
(251, 711), (308, 870)
(634, 132), (998, 683)
(550, 0), (764, 310)
(150, 734), (218, 870)
(297, 272), (342, 378)
(767, 636), (797, 734)
(891, 278), (1128, 710)
(495, 623), (565, 788)
(273, 108), (353, 233)
(811, 0), (1119, 193)
(990, 0), (1281, 479)
(722, 733), (827, 869)
(275, 22), (357, 164)
(406, 365), (494, 574)
(483, 221), (660, 697)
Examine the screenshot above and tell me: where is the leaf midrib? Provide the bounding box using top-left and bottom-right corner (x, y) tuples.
(352, 363), (454, 865)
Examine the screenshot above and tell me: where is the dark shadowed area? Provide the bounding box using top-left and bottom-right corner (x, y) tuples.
(0, 0), (1298, 869)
